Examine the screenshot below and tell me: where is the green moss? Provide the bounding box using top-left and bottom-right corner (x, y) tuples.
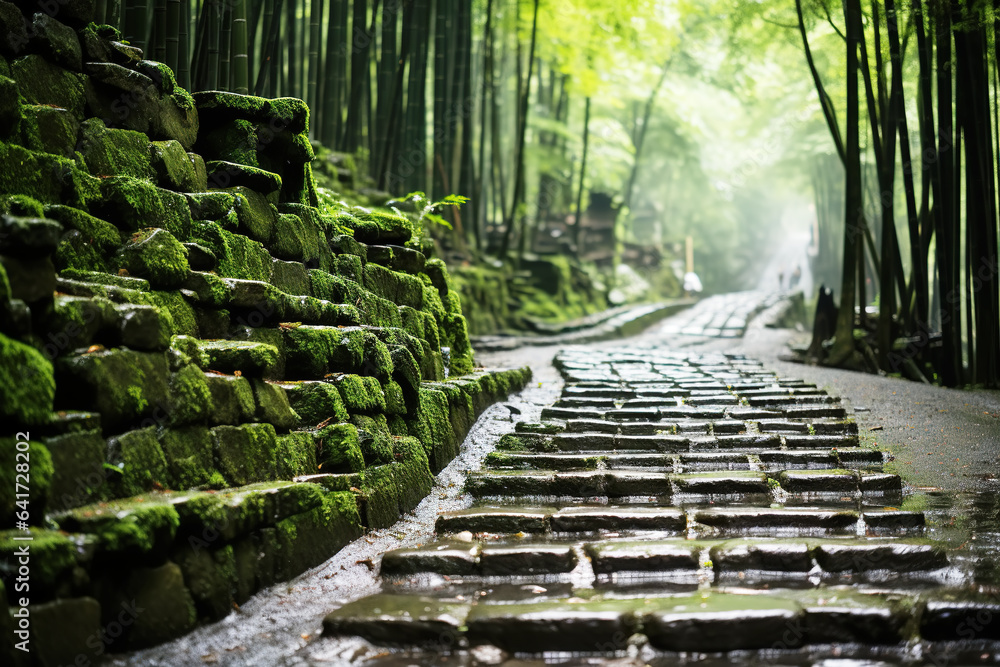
(116, 228), (190, 288)
(310, 269), (402, 328)
(282, 325), (366, 378)
(341, 209), (413, 245)
(421, 282), (447, 324)
(57, 498), (180, 554)
(60, 269), (151, 291)
(383, 381), (407, 415)
(276, 431), (317, 478)
(0, 194), (44, 217)
(107, 427), (171, 497)
(0, 529), (75, 589)
(272, 212), (331, 269)
(189, 220), (273, 282)
(0, 333), (55, 426)
(148, 290), (197, 337)
(0, 437), (53, 524)
(78, 118), (155, 180)
(363, 263), (424, 309)
(335, 374), (386, 414)
(331, 253), (363, 283)
(353, 418), (394, 467)
(282, 381), (350, 427)
(387, 414), (409, 436)
(443, 313), (474, 376)
(168, 363), (214, 426)
(158, 426), (216, 489)
(443, 290), (463, 316)
(408, 388), (456, 472)
(0, 143), (101, 209)
(314, 423), (365, 473)
(96, 177), (192, 239)
(199, 119), (259, 167)
(210, 423), (279, 486)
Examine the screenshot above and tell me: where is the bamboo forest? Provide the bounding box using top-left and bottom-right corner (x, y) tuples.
(1, 0), (1000, 664)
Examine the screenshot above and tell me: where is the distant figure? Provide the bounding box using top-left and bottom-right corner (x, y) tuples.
(683, 271), (703, 298)
(778, 269), (785, 290)
(790, 264), (802, 289)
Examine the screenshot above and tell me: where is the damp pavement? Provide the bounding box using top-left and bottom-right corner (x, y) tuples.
(114, 292), (1000, 666)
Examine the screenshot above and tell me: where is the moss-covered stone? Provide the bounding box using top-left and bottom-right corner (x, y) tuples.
(167, 362), (214, 426)
(282, 325), (364, 378)
(97, 561), (196, 649)
(95, 177), (193, 240)
(210, 423), (279, 485)
(43, 428), (107, 511)
(45, 204), (121, 258)
(207, 160), (282, 195)
(24, 104), (79, 157)
(391, 435), (435, 512)
(421, 280), (447, 324)
(57, 496), (180, 554)
(189, 220), (274, 282)
(281, 380), (350, 427)
(335, 374), (387, 414)
(409, 387), (457, 472)
(0, 143), (101, 209)
(443, 313), (475, 375)
(0, 529), (76, 594)
(364, 263), (424, 309)
(341, 209), (413, 245)
(353, 417), (394, 467)
(0, 332), (56, 425)
(220, 185), (277, 244)
(196, 340), (280, 377)
(272, 211), (332, 269)
(11, 54), (85, 116)
(275, 431), (316, 478)
(383, 381), (407, 415)
(55, 348), (170, 434)
(106, 426), (171, 496)
(314, 422), (365, 473)
(250, 378), (299, 430)
(158, 426), (216, 489)
(116, 228), (190, 288)
(271, 258), (312, 296)
(172, 544), (237, 621)
(197, 118), (259, 166)
(186, 192), (236, 221)
(310, 269), (402, 328)
(203, 372), (256, 425)
(78, 118), (155, 180)
(151, 140), (200, 191)
(0, 436), (53, 524)
(330, 252), (363, 283)
(272, 490), (362, 581)
(147, 289), (196, 336)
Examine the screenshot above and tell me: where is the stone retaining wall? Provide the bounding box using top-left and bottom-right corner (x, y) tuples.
(0, 4), (530, 663)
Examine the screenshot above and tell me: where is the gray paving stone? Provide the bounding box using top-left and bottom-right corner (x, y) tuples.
(674, 471), (770, 495)
(478, 545), (577, 576)
(813, 541), (948, 572)
(380, 541), (481, 576)
(710, 540), (814, 573)
(322, 594), (470, 645)
(549, 506), (686, 532)
(436, 507), (554, 534)
(693, 508), (859, 534)
(585, 540), (700, 574)
(643, 595), (803, 651)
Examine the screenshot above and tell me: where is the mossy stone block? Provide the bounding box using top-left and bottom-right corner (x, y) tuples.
(423, 258), (451, 294)
(0, 4), (27, 58)
(79, 118), (155, 180)
(363, 263), (424, 309)
(42, 428), (107, 511)
(106, 426), (171, 496)
(203, 373), (256, 425)
(210, 423), (279, 486)
(207, 160), (281, 195)
(158, 425), (216, 489)
(0, 215), (61, 258)
(329, 234), (367, 260)
(310, 268), (402, 328)
(189, 220), (273, 282)
(282, 325), (365, 378)
(353, 416), (394, 466)
(27, 597), (101, 667)
(409, 388), (457, 473)
(151, 140), (200, 191)
(342, 210), (412, 245)
(271, 258), (312, 296)
(335, 374), (386, 414)
(196, 340), (280, 377)
(58, 497), (180, 554)
(221, 185), (277, 244)
(392, 436), (435, 512)
(0, 529), (75, 599)
(0, 75), (18, 138)
(0, 436), (53, 524)
(44, 205), (121, 256)
(356, 464), (400, 529)
(272, 491), (362, 581)
(97, 562), (196, 649)
(96, 177), (193, 239)
(250, 378), (299, 431)
(314, 423), (365, 473)
(186, 192), (236, 221)
(0, 332), (55, 425)
(272, 212), (331, 270)
(197, 118), (259, 166)
(24, 104), (79, 157)
(443, 313), (474, 376)
(172, 545), (236, 622)
(167, 362), (214, 426)
(116, 228), (190, 288)
(11, 54), (84, 116)
(276, 431), (317, 478)
(383, 381), (407, 416)
(421, 282), (447, 324)
(281, 381), (350, 428)
(1, 252), (56, 302)
(331, 253), (363, 283)
(54, 349), (170, 434)
(0, 143), (100, 208)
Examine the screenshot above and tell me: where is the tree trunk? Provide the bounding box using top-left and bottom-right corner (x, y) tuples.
(573, 96), (592, 255)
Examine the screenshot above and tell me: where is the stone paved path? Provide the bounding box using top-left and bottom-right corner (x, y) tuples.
(317, 341), (995, 664)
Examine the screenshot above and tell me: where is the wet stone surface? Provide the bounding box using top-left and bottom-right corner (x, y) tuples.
(307, 344), (1000, 663)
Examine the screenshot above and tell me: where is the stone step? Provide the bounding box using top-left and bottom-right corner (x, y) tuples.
(323, 590), (920, 652)
(380, 541), (578, 576)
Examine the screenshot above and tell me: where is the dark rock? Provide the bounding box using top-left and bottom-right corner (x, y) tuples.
(115, 228), (189, 289)
(28, 597), (102, 667)
(0, 254), (55, 302)
(24, 104), (79, 157)
(380, 541), (481, 576)
(150, 139), (199, 191)
(0, 215), (62, 256)
(323, 593), (470, 646)
(98, 562), (196, 649)
(11, 54), (84, 115)
(182, 243), (217, 271)
(29, 12), (82, 70)
(206, 160), (281, 195)
(435, 506), (554, 534)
